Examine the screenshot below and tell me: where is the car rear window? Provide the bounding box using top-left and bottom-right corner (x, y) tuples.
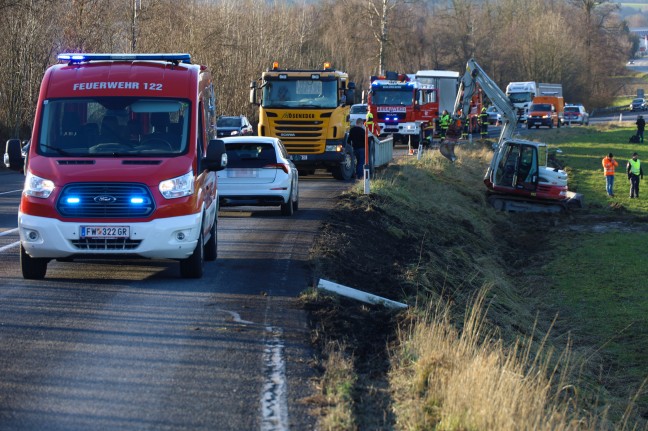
(225, 143), (276, 168)
(565, 107), (578, 112)
(350, 105), (367, 114)
(218, 117), (242, 127)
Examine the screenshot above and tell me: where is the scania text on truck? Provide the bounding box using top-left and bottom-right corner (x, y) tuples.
(4, 53), (228, 280)
(505, 81), (537, 122)
(250, 61), (357, 180)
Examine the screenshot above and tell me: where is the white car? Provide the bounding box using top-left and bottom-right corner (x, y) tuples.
(349, 103), (368, 125)
(217, 136), (299, 215)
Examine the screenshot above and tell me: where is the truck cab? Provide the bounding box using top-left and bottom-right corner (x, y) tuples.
(5, 53), (227, 280)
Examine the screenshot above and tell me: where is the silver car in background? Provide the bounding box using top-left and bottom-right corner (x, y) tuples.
(217, 136), (299, 216)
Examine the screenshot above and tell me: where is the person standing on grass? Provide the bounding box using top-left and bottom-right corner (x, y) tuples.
(348, 118), (366, 180)
(602, 153), (618, 197)
(636, 115), (645, 143)
(627, 152), (644, 198)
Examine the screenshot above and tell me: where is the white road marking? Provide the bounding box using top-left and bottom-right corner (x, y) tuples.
(0, 189), (22, 195)
(0, 228), (19, 237)
(260, 325), (288, 431)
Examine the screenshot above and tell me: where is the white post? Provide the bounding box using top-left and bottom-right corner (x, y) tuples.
(363, 166), (370, 194)
(417, 143), (423, 160)
(317, 279), (408, 309)
(619, 113), (623, 123)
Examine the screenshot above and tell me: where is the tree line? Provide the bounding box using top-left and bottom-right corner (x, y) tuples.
(0, 0), (633, 141)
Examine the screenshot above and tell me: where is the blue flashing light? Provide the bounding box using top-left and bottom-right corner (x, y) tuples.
(66, 197), (80, 204)
(57, 53), (192, 64)
(130, 197), (144, 205)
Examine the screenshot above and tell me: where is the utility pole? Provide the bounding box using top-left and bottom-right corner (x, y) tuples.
(131, 0), (140, 52)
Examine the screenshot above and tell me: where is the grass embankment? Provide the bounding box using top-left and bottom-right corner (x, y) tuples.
(307, 125), (648, 430)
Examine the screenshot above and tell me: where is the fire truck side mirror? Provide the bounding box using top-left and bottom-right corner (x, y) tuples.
(4, 138), (24, 172)
(204, 139), (228, 171)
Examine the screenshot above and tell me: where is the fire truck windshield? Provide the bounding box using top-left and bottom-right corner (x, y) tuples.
(261, 79), (338, 109)
(371, 89), (413, 106)
(37, 98), (190, 157)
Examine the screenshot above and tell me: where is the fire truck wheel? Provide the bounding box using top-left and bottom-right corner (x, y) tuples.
(21, 244), (48, 280)
(204, 217), (217, 262)
(180, 230), (205, 279)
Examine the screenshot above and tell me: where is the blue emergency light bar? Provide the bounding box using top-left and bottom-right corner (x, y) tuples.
(57, 53), (192, 64)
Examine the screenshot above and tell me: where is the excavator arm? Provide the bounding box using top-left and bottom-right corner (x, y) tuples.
(440, 58), (518, 162)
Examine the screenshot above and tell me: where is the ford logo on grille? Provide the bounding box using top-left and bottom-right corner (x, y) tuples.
(94, 195), (117, 204)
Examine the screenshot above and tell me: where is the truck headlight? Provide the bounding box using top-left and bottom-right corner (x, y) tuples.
(159, 171), (194, 199)
(24, 171), (55, 198)
(325, 144), (343, 152)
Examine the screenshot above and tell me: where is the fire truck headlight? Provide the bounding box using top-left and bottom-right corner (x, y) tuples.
(24, 171), (55, 199)
(159, 171), (195, 199)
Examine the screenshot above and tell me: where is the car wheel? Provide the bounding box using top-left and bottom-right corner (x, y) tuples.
(204, 215), (217, 262)
(180, 230), (204, 279)
(280, 197), (294, 216)
(21, 244), (47, 280)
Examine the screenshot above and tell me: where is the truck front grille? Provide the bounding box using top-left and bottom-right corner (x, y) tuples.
(57, 182), (155, 218)
(271, 120), (326, 153)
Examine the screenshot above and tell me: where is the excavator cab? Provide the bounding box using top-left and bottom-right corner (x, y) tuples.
(491, 142), (539, 192)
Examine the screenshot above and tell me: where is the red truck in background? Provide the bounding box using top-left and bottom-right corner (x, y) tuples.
(4, 53), (228, 279)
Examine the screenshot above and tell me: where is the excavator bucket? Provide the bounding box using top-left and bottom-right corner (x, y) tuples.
(439, 122), (461, 162)
(439, 142), (457, 162)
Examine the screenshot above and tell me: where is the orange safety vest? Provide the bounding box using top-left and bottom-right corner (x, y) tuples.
(602, 156), (618, 176)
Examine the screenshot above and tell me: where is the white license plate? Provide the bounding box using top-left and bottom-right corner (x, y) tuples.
(228, 168), (258, 178)
(81, 226), (130, 238)
(291, 155), (308, 161)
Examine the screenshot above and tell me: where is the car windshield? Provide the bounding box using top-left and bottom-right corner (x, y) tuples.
(530, 104), (551, 111)
(225, 142), (276, 168)
(218, 117), (242, 128)
(37, 97), (190, 157)
(633, 99), (644, 103)
(350, 105), (367, 114)
(261, 78), (338, 109)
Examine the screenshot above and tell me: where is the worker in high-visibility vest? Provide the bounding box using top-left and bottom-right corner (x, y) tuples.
(602, 152), (618, 197)
(438, 110), (450, 140)
(479, 107), (489, 138)
(627, 152), (644, 198)
(365, 112), (380, 136)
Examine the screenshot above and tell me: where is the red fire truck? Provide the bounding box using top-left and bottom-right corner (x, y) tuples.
(367, 70), (459, 146)
(4, 53), (228, 279)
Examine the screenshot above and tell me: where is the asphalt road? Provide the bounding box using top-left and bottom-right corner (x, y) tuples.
(0, 166), (350, 431)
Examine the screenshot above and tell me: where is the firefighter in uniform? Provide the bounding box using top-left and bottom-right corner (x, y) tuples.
(438, 110), (450, 141)
(423, 121), (434, 147)
(479, 107), (489, 139)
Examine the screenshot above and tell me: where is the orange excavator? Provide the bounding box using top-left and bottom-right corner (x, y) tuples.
(440, 59), (583, 212)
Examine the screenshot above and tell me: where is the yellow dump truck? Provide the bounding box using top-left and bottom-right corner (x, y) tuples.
(250, 62), (357, 180)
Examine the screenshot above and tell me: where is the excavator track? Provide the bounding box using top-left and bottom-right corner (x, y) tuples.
(486, 191), (583, 213)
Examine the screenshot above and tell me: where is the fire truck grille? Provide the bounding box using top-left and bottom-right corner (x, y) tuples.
(57, 183), (155, 218)
(71, 238), (143, 250)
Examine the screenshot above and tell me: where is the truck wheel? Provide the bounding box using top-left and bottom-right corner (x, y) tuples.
(204, 217), (217, 262)
(21, 244), (47, 280)
(180, 230), (204, 279)
(331, 146), (354, 181)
